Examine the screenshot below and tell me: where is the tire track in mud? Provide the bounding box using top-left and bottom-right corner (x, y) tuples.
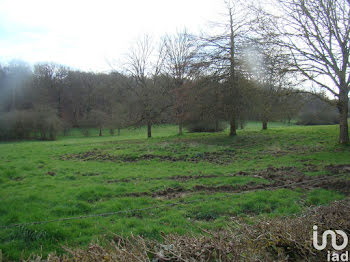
(106, 166), (350, 199)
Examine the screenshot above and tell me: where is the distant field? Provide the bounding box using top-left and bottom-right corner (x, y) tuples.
(0, 122), (349, 260)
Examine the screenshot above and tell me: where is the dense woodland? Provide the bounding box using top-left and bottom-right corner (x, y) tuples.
(0, 0), (349, 143)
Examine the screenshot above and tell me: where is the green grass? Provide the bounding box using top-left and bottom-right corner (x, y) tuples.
(0, 122), (349, 260)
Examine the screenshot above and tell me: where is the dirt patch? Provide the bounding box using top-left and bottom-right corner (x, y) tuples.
(187, 150), (236, 164)
(60, 149), (236, 164)
(116, 166), (349, 199)
(318, 179), (350, 194)
(106, 174), (231, 184)
(12, 176), (24, 181)
(107, 178), (134, 183)
(82, 172), (100, 177)
(124, 186), (187, 198)
(60, 150), (120, 162)
(260, 145), (323, 156)
(300, 163), (320, 172)
(192, 182), (266, 193)
(168, 174), (223, 181)
(325, 164), (350, 174)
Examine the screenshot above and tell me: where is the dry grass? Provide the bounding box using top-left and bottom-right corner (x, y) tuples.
(25, 199), (350, 262)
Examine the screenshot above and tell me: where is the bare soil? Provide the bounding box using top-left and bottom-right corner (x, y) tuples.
(113, 166), (349, 199)
(60, 149), (236, 164)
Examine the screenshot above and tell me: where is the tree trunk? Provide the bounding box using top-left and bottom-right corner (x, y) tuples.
(229, 117), (237, 136)
(58, 92), (62, 118)
(228, 7), (237, 138)
(99, 127), (102, 136)
(118, 128), (120, 136)
(147, 122), (152, 138)
(338, 94), (349, 144)
(178, 121), (183, 135)
(262, 120), (268, 130)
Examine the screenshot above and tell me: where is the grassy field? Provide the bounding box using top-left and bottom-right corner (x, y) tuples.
(0, 122), (349, 260)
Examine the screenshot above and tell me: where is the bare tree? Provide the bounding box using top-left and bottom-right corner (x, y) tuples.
(275, 0), (350, 144)
(89, 109), (110, 136)
(124, 35), (171, 138)
(196, 0), (253, 136)
(163, 30), (198, 134)
(33, 63), (68, 117)
(279, 91), (303, 124)
(243, 39), (292, 129)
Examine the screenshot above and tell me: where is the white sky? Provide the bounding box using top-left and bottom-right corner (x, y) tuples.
(0, 0), (226, 72)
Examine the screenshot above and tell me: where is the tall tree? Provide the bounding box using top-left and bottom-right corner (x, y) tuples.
(163, 30), (197, 135)
(124, 35), (171, 138)
(196, 0), (252, 136)
(243, 41), (291, 129)
(275, 0), (350, 144)
(33, 63), (68, 117)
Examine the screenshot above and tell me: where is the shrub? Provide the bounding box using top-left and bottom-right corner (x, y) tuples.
(0, 111), (34, 140)
(297, 110), (339, 125)
(296, 98), (339, 125)
(0, 109), (62, 141)
(34, 110), (63, 140)
(0, 113), (12, 140)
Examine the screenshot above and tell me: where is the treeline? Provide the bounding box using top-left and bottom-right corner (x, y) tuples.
(1, 0), (348, 142)
(0, 62), (129, 140)
(0, 59), (334, 141)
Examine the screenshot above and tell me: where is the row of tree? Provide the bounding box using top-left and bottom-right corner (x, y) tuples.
(0, 57), (301, 138)
(0, 0), (349, 143)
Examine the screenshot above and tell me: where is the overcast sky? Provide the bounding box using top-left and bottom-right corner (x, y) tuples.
(0, 0), (227, 72)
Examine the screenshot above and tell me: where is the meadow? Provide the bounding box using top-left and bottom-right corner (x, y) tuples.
(0, 122), (349, 260)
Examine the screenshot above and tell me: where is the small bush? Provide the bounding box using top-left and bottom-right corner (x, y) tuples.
(0, 109), (62, 141)
(297, 98), (339, 125)
(297, 111), (339, 125)
(0, 111), (33, 140)
(34, 111), (63, 140)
